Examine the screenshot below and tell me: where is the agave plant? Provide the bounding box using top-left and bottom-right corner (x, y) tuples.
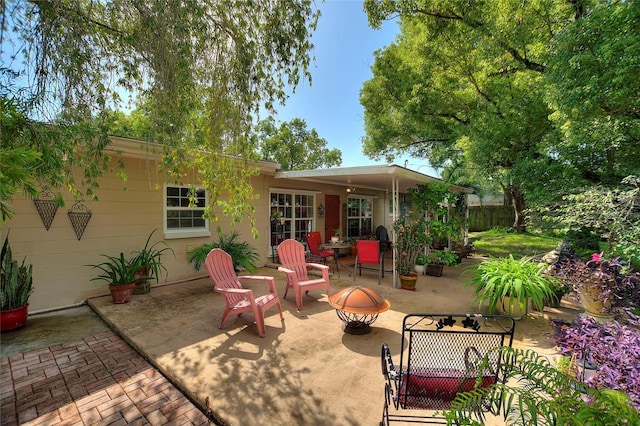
(1, 236), (33, 310)
(187, 230), (259, 273)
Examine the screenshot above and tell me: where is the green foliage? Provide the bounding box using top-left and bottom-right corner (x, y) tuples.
(444, 347), (640, 425)
(545, 1), (640, 186)
(2, 0), (319, 230)
(427, 249), (458, 267)
(466, 255), (557, 315)
(252, 117), (342, 170)
(187, 229), (259, 273)
(130, 229), (175, 283)
(361, 0), (639, 230)
(86, 253), (143, 286)
(415, 253), (428, 266)
(565, 227), (602, 255)
(469, 229), (561, 259)
(0, 235), (34, 310)
(393, 217), (430, 275)
(544, 176), (640, 267)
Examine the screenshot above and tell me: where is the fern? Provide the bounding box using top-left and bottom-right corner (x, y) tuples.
(444, 347), (640, 425)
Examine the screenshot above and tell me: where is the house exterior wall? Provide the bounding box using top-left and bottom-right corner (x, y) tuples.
(2, 152), (394, 312)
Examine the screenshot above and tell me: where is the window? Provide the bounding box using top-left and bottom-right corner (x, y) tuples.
(270, 191), (315, 255)
(164, 185), (210, 239)
(347, 196), (373, 238)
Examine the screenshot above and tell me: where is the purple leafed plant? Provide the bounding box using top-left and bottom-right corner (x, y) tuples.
(548, 253), (640, 311)
(550, 314), (640, 411)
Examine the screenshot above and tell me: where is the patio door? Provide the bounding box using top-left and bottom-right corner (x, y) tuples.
(324, 194), (340, 242)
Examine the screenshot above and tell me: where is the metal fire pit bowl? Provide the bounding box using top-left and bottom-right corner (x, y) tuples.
(328, 286), (391, 335)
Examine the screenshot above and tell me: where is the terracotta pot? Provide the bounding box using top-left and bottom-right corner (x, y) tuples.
(109, 283), (136, 304)
(399, 273), (419, 291)
(133, 267), (151, 295)
(426, 264), (444, 277)
(1, 304), (29, 332)
(133, 280), (151, 295)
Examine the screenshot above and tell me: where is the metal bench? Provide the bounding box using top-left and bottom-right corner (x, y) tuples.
(380, 313), (516, 425)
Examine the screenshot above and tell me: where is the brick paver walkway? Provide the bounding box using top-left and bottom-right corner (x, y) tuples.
(1, 331), (211, 425)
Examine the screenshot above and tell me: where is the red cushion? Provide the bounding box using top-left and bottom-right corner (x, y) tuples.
(398, 369), (496, 409)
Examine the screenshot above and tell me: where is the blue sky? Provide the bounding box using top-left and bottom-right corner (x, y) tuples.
(273, 0), (437, 174)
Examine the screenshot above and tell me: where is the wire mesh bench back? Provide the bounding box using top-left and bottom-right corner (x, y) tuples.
(381, 313), (515, 424)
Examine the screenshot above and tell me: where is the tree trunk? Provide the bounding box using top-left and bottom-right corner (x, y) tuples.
(508, 184), (527, 232)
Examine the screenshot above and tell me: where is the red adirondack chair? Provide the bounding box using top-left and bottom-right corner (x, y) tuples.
(205, 248), (283, 337)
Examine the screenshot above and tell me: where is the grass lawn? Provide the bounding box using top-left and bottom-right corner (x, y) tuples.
(468, 229), (561, 258)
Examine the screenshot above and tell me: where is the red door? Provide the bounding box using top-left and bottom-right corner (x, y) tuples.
(324, 195), (341, 243)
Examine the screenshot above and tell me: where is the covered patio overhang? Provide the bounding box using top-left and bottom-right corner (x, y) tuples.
(274, 164), (472, 195)
(275, 164), (474, 288)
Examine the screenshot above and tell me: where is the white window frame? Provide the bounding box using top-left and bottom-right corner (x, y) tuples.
(269, 189), (317, 246)
(347, 195), (374, 238)
(163, 184), (211, 239)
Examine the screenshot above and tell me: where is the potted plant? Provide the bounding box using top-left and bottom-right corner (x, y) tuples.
(414, 253), (428, 275)
(87, 253), (146, 304)
(426, 249), (458, 277)
(465, 255), (557, 319)
(331, 229), (341, 243)
(346, 237), (358, 256)
(393, 217), (430, 290)
(188, 230), (259, 273)
(1, 236), (34, 331)
(548, 253), (638, 318)
(130, 229), (175, 294)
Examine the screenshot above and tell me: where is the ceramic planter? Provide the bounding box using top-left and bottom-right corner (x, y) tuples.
(497, 297), (526, 320)
(579, 282), (613, 319)
(0, 304), (29, 332)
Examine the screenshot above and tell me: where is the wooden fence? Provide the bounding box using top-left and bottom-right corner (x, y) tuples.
(468, 205), (515, 232)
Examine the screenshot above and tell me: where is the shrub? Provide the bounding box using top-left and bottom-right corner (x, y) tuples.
(187, 230), (259, 273)
(550, 315), (640, 412)
(548, 253), (639, 312)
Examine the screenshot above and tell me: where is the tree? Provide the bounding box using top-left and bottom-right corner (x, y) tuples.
(253, 117), (342, 170)
(545, 0), (640, 187)
(1, 0), (319, 231)
(361, 0), (639, 232)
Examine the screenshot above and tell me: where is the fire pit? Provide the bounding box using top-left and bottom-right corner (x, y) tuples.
(328, 286), (390, 334)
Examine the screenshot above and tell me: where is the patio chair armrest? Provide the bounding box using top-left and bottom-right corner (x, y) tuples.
(306, 263), (329, 281)
(277, 266), (299, 284)
(215, 287), (252, 296)
(239, 275), (278, 293)
(381, 343), (396, 378)
(307, 262), (329, 271)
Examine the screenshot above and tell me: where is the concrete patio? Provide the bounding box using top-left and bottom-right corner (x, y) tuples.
(2, 257), (582, 425)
